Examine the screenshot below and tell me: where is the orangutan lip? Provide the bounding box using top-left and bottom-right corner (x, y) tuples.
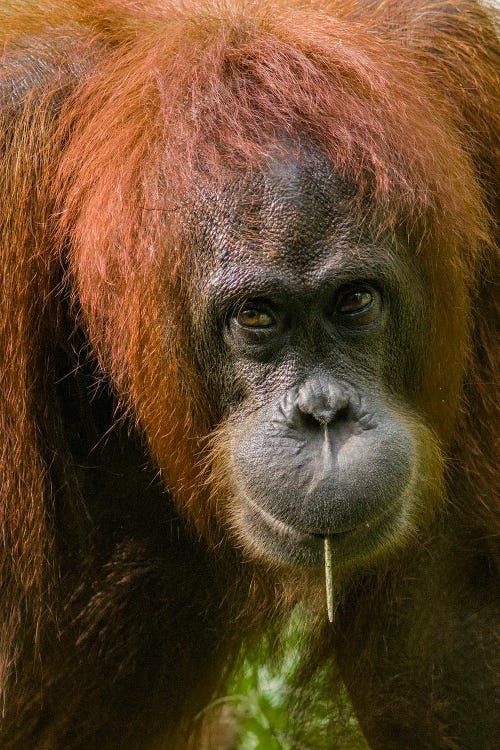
(244, 496), (354, 544)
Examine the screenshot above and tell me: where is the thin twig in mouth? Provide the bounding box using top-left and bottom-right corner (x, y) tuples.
(324, 536), (335, 623)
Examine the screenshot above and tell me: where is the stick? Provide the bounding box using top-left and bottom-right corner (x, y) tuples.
(324, 536), (334, 623)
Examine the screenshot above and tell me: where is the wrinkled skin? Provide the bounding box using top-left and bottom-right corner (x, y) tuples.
(192, 153), (438, 569)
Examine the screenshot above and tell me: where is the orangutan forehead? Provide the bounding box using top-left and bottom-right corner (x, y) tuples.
(190, 148), (368, 269)
(186, 161), (411, 323)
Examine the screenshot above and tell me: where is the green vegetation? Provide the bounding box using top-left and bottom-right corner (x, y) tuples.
(204, 613), (370, 749)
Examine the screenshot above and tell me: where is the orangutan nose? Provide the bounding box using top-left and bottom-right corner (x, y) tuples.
(295, 375), (350, 426)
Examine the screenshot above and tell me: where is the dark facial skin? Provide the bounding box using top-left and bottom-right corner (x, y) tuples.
(192, 148), (433, 569)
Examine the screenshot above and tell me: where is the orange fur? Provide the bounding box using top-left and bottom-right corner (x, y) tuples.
(0, 1), (498, 748)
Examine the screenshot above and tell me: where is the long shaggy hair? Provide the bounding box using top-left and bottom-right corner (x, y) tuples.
(0, 1), (498, 748)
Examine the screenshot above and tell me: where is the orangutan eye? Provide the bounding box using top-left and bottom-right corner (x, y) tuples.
(236, 303), (275, 329)
(337, 288), (374, 315)
(332, 284), (382, 329)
